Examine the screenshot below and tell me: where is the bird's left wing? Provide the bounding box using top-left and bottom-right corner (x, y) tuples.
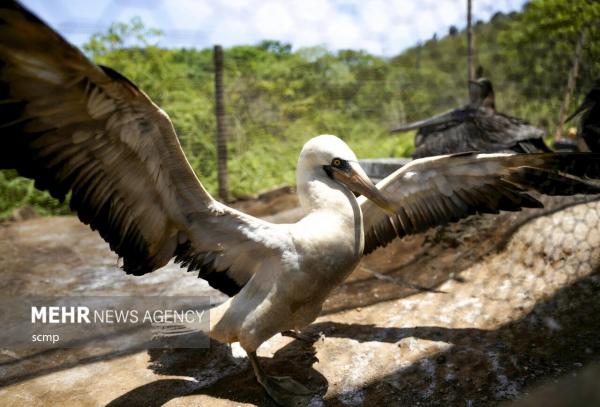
(359, 152), (600, 254)
(0, 1), (288, 296)
(389, 108), (466, 134)
(475, 112), (549, 153)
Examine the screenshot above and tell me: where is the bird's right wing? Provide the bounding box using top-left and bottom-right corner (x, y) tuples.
(476, 112), (547, 148)
(0, 1), (289, 296)
(392, 107), (548, 158)
(359, 152), (600, 254)
(390, 107), (478, 159)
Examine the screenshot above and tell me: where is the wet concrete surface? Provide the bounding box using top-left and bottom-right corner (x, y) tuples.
(1, 193), (600, 406)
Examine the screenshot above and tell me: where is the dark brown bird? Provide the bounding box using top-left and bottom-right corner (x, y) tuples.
(391, 78), (551, 158)
(567, 77), (600, 152)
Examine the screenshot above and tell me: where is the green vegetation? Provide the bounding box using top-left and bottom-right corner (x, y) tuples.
(1, 0), (598, 218)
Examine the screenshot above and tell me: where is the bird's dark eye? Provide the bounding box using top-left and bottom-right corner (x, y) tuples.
(332, 158), (342, 167)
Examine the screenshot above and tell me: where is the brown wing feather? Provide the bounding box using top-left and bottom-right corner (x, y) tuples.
(360, 153), (600, 255)
(0, 1), (283, 296)
(409, 108), (548, 159)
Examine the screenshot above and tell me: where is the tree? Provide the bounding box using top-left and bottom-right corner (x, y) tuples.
(499, 0), (600, 99)
(83, 17), (162, 58)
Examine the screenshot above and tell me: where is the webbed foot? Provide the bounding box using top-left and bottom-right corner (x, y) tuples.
(258, 374), (314, 407)
(248, 350), (315, 407)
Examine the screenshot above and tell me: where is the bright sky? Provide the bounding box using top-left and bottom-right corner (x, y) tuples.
(21, 0), (527, 56)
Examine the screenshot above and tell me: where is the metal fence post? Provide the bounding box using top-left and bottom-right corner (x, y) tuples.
(467, 0), (474, 83)
(213, 45), (229, 202)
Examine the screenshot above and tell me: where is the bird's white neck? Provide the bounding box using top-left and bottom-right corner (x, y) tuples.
(296, 165), (357, 214)
(295, 163), (365, 261)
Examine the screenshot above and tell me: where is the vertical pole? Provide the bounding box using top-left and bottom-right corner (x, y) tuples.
(467, 0), (474, 82)
(213, 45), (229, 202)
(554, 32), (585, 141)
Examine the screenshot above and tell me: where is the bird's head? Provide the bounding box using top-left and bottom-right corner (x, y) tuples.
(469, 77), (495, 110)
(298, 135), (394, 212)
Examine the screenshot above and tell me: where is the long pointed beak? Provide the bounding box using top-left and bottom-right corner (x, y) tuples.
(565, 100), (592, 123)
(332, 162), (395, 213)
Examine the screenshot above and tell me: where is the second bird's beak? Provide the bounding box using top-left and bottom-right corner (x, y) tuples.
(331, 162), (395, 213)
(565, 100), (593, 123)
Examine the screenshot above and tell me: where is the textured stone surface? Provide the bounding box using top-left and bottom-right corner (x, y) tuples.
(1, 194), (600, 406)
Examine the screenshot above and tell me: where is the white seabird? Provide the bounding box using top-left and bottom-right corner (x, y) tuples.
(2, 2), (600, 405)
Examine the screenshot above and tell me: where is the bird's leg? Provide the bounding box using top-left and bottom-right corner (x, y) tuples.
(281, 330), (318, 343)
(248, 351), (313, 407)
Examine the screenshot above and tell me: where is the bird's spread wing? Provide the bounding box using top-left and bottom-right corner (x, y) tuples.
(359, 152), (600, 254)
(0, 1), (288, 296)
(393, 107), (549, 158)
(390, 108), (467, 134)
(476, 112), (547, 148)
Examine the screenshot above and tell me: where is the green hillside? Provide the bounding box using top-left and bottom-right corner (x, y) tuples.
(1, 0), (599, 218)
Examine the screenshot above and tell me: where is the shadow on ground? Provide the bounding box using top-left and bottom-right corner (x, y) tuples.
(105, 269), (600, 406)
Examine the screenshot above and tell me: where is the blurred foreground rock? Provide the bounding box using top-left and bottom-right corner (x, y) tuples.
(0, 192), (599, 406)
(6, 205), (37, 222)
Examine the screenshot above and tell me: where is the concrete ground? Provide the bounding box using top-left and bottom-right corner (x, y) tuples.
(0, 193), (599, 406)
